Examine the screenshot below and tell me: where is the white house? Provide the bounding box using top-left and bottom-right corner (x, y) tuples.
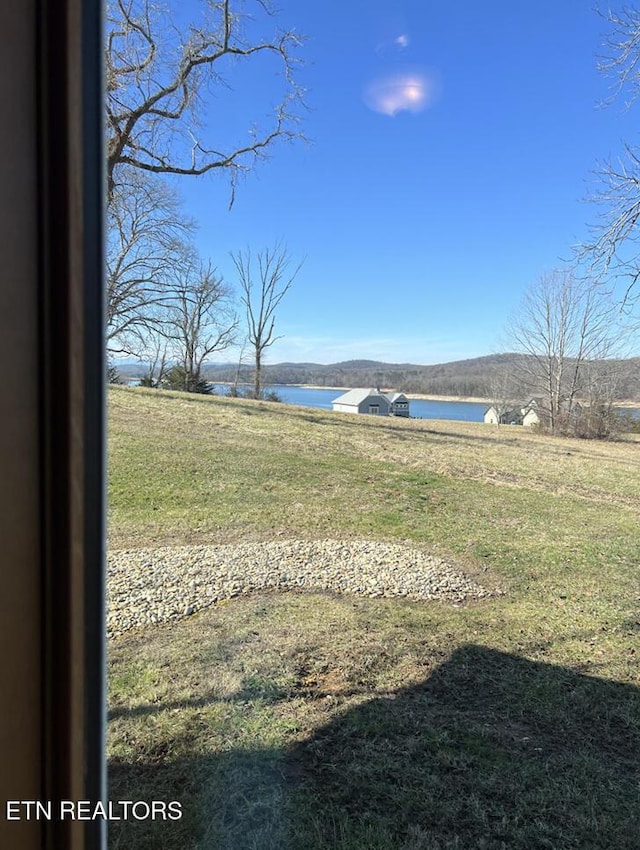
(483, 398), (542, 427)
(521, 399), (541, 427)
(522, 398), (583, 428)
(332, 388), (410, 417)
(483, 405), (523, 426)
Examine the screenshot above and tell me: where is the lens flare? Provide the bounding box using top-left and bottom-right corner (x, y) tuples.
(363, 71), (437, 117)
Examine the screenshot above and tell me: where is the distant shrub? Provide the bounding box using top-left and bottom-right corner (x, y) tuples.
(569, 406), (631, 440)
(232, 387), (282, 402)
(263, 390), (282, 403)
(163, 365), (212, 394)
(107, 362), (122, 384)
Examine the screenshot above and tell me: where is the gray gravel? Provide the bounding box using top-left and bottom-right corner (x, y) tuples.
(107, 538), (494, 639)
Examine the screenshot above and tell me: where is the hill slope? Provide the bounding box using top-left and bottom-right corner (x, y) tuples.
(107, 386), (640, 850)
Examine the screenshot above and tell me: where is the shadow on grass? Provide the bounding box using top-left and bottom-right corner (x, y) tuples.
(108, 645), (640, 849)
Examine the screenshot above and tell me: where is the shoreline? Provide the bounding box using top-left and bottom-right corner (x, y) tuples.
(290, 384), (492, 403)
(291, 385), (640, 409)
(208, 381), (640, 409)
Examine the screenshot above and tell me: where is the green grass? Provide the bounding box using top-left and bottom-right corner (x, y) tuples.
(107, 386), (640, 849)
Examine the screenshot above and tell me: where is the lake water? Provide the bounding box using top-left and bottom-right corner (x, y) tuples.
(211, 384), (488, 422)
(127, 380), (639, 422)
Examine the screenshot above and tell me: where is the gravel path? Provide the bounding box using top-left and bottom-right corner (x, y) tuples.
(107, 539), (495, 639)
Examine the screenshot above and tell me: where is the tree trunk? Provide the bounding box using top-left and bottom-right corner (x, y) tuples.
(254, 348), (262, 399)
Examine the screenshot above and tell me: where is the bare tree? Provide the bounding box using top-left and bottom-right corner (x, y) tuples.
(230, 337), (249, 396)
(137, 329), (170, 388)
(106, 0), (305, 202)
(105, 1), (304, 369)
(231, 244), (302, 399)
(486, 366), (521, 426)
(162, 254), (238, 392)
(507, 270), (626, 434)
(107, 168), (195, 352)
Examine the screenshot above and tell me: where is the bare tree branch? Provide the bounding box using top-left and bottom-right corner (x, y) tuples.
(577, 143), (640, 310)
(596, 4), (640, 109)
(106, 168), (196, 351)
(137, 329), (170, 387)
(579, 8), (640, 311)
(106, 0), (306, 201)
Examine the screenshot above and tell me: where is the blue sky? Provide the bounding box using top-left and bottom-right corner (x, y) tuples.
(173, 1), (635, 365)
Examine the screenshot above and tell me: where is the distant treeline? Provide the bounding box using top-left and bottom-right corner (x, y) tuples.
(198, 354), (640, 400)
(114, 354), (640, 400)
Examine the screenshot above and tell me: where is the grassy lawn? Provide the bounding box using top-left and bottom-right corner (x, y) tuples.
(107, 386), (640, 849)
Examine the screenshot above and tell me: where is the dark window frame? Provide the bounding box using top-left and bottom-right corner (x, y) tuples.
(0, 2), (105, 848)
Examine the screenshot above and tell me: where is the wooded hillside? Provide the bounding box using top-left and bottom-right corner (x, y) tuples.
(199, 354), (640, 399)
(114, 353), (640, 399)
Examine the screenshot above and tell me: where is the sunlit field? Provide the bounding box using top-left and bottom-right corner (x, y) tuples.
(108, 386), (640, 849)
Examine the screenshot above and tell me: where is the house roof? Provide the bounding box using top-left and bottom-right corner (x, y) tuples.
(485, 405), (522, 419)
(486, 401), (542, 416)
(387, 392), (407, 403)
(332, 388), (389, 406)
